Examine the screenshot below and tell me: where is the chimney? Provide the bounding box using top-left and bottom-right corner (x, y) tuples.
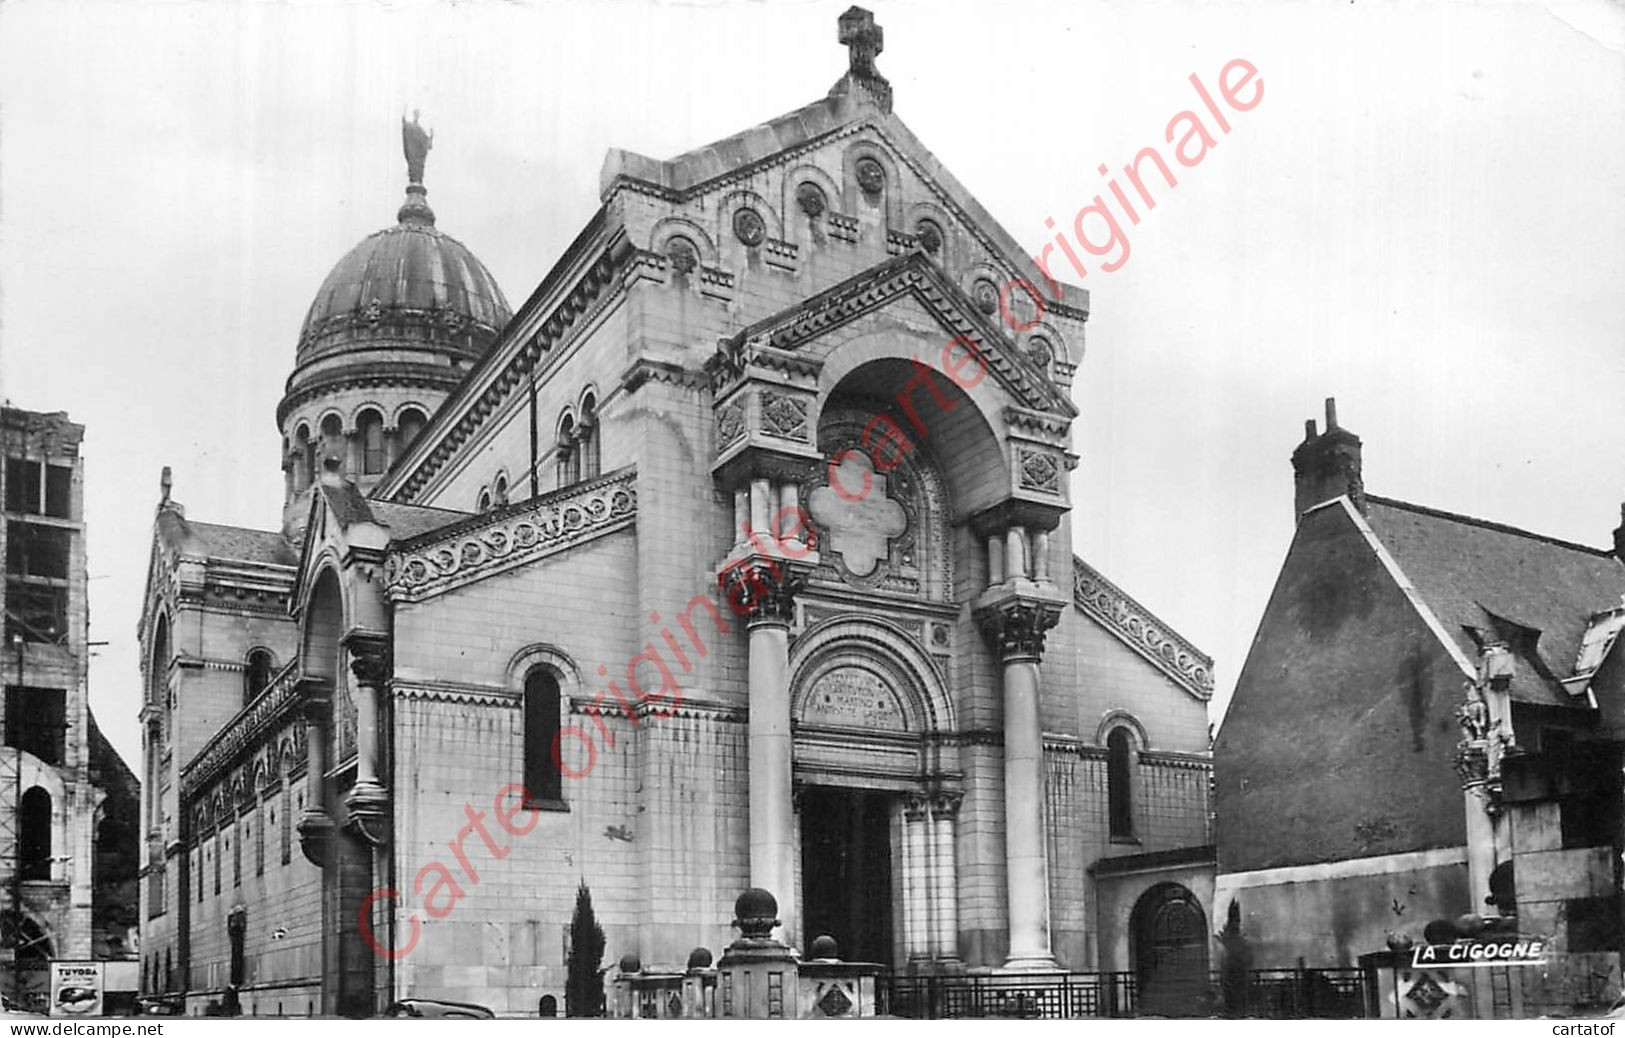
(1291, 397), (1364, 523)
(1613, 503), (1624, 562)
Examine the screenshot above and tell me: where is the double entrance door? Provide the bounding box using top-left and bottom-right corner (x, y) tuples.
(799, 786), (894, 965)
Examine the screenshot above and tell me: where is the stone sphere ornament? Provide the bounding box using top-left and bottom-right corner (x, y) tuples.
(855, 157), (885, 196)
(809, 934), (839, 960)
(732, 887), (780, 939)
(618, 952), (642, 974)
(795, 183), (827, 217)
(686, 947), (714, 970)
(916, 220), (943, 255)
(973, 278), (999, 315)
(733, 209), (766, 247)
(665, 236), (698, 274)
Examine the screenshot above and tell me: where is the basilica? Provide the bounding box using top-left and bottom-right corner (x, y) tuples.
(137, 9), (1215, 1017)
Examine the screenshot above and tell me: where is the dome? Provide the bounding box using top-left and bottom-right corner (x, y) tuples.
(293, 123), (510, 366)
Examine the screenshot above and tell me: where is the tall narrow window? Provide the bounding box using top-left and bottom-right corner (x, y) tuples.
(523, 669), (562, 804)
(319, 414), (344, 478)
(295, 425), (314, 492)
(494, 473), (509, 507)
(359, 410), (386, 475)
(397, 408), (427, 456)
(19, 786), (50, 880)
(578, 395), (600, 480)
(280, 780), (292, 865)
(244, 649), (273, 705)
(1107, 728), (1136, 840)
(556, 416), (579, 488)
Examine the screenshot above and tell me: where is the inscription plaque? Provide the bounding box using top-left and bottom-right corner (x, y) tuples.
(802, 667), (906, 731)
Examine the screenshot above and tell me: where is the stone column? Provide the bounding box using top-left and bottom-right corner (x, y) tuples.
(344, 640), (391, 846)
(296, 685), (335, 866)
(723, 558), (806, 949)
(931, 793), (962, 965)
(978, 599), (1063, 971)
(903, 795), (931, 964)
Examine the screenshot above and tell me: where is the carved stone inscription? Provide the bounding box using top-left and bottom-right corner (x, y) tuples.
(802, 667), (906, 731)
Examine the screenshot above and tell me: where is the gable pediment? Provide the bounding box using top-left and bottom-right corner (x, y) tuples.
(709, 251), (1075, 417)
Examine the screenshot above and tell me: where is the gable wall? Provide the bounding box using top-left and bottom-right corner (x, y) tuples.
(1215, 504), (1468, 873)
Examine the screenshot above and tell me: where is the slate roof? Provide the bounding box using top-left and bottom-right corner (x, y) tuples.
(316, 481), (467, 541)
(156, 509), (297, 568)
(1363, 495), (1625, 708)
(187, 522), (298, 567)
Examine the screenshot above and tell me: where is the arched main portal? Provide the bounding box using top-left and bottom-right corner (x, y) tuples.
(789, 618), (958, 967)
(1130, 883), (1210, 1017)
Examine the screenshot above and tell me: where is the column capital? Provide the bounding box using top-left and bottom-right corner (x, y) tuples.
(346, 640), (392, 691)
(903, 793), (930, 822)
(975, 594), (1064, 662)
(719, 552), (812, 628)
(930, 790), (963, 820)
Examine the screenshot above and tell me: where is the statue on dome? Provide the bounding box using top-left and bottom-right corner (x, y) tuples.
(402, 109), (433, 185)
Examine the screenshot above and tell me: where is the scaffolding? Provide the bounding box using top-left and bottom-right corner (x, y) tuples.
(0, 742), (54, 1011)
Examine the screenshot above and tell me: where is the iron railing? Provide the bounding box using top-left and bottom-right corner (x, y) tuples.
(880, 967), (1370, 1019)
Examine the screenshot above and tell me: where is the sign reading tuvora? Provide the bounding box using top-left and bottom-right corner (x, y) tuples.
(1411, 938), (1549, 969)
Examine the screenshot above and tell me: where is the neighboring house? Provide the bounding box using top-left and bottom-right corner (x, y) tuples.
(137, 9), (1214, 1017)
(1214, 399), (1625, 1010)
(0, 406), (141, 1008)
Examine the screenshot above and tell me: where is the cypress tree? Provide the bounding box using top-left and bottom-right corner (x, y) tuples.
(566, 880), (606, 1018)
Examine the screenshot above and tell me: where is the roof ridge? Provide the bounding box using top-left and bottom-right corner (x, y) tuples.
(1366, 494), (1619, 559)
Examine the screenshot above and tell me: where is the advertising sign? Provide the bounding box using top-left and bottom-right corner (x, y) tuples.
(48, 961), (104, 1017)
(1410, 938), (1549, 969)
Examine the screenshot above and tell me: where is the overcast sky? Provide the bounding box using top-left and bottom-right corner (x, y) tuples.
(2, 0), (1622, 768)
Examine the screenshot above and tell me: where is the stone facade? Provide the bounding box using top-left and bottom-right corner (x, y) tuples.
(138, 10), (1213, 1018)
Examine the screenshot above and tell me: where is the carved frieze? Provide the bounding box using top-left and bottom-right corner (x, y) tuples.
(181, 659), (304, 799)
(1072, 557), (1214, 699)
(759, 391), (810, 442)
(1018, 448), (1061, 494)
(386, 470), (637, 601)
(715, 401), (747, 452)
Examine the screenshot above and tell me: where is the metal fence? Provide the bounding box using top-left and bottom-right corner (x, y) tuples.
(880, 967), (1370, 1019)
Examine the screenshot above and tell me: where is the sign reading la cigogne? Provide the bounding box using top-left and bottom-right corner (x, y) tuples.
(1411, 938), (1548, 969)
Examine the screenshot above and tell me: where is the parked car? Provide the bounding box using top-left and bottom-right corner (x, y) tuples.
(0, 995), (45, 1018)
(134, 996), (185, 1017)
(380, 999), (495, 1019)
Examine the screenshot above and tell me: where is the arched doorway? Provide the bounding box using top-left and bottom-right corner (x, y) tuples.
(1130, 883), (1210, 1017)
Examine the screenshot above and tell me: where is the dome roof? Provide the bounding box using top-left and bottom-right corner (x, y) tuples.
(295, 177), (510, 363)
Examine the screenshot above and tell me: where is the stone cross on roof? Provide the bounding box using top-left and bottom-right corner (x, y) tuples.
(833, 6), (892, 113)
(839, 6), (883, 76)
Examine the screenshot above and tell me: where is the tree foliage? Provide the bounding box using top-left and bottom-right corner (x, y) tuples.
(566, 880), (606, 1018)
